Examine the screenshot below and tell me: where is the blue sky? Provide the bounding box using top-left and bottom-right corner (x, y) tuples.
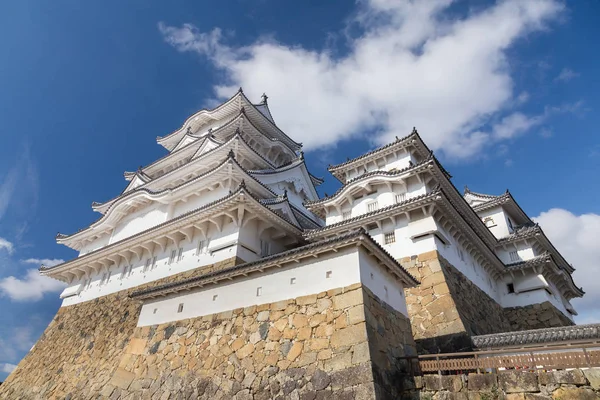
(0, 0), (599, 379)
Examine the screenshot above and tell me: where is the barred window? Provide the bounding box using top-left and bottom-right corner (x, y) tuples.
(367, 201), (379, 212)
(395, 193), (406, 203)
(169, 250), (177, 264)
(384, 231), (396, 244)
(342, 211), (351, 220)
(509, 251), (520, 262)
(177, 247), (184, 262)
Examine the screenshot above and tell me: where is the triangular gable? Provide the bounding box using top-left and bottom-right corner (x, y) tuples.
(262, 199), (301, 228)
(122, 173), (149, 194)
(191, 136), (222, 159)
(172, 134), (202, 153)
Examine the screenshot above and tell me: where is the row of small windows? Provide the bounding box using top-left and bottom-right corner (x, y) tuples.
(151, 270), (335, 315)
(341, 192), (408, 221)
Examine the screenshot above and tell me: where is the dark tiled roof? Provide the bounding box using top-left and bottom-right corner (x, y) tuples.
(130, 228), (419, 299)
(463, 186), (505, 200)
(472, 323), (600, 349)
(498, 223), (541, 243)
(328, 130), (419, 172)
(505, 252), (553, 269)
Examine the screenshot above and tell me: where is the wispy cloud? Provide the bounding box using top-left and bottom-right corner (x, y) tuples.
(554, 68), (580, 82)
(0, 363), (16, 374)
(0, 237), (14, 254)
(0, 268), (66, 302)
(158, 0), (566, 159)
(21, 258), (64, 268)
(0, 145), (39, 222)
(534, 209), (600, 324)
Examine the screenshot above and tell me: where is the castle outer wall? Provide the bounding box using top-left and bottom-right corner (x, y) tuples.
(400, 250), (574, 354)
(0, 257), (416, 399)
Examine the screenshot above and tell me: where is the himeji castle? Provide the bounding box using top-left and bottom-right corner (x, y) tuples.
(1, 90), (585, 399)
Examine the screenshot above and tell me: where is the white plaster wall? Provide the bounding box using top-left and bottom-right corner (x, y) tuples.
(61, 222), (242, 307)
(477, 207), (511, 239)
(513, 273), (549, 293)
(344, 151), (415, 181)
(367, 216), (438, 260)
(137, 248), (361, 326)
(496, 244), (537, 265)
(436, 224), (501, 302)
(79, 234), (111, 256)
(137, 246), (411, 327)
(110, 205), (168, 244)
(358, 251), (408, 316)
(325, 177), (426, 225)
(171, 187), (229, 219)
(499, 274), (574, 321)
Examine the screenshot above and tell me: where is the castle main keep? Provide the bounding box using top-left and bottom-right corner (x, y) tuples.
(0, 90), (583, 399)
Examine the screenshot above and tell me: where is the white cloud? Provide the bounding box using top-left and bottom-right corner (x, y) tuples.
(1, 363), (16, 374)
(533, 209), (600, 324)
(0, 237), (13, 255)
(555, 67), (580, 82)
(0, 268), (66, 302)
(159, 0), (566, 158)
(21, 258), (64, 268)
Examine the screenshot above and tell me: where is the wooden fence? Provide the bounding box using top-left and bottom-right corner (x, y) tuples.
(401, 342), (600, 375)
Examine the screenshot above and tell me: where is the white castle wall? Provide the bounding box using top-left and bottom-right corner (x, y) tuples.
(137, 246), (409, 327)
(325, 176), (426, 225)
(343, 151), (415, 182)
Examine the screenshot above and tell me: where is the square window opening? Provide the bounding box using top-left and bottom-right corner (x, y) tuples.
(326, 271), (332, 279)
(290, 277), (296, 285)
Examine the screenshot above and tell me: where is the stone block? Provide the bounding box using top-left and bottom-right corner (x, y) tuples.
(539, 369), (587, 385)
(110, 368), (135, 390)
(468, 373), (497, 392)
(333, 289), (363, 310)
(351, 342), (370, 365)
(440, 375), (463, 392)
(287, 342), (303, 361)
(330, 363), (371, 390)
(583, 368), (600, 389)
(419, 250), (439, 262)
(423, 375), (443, 391)
(498, 371), (539, 393)
(330, 323), (366, 348)
(551, 387), (598, 400)
(421, 271), (446, 288)
(126, 337), (147, 355)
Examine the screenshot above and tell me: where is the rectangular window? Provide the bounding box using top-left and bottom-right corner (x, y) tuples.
(212, 294), (218, 301)
(290, 277), (296, 285)
(260, 240), (271, 257)
(177, 303), (184, 313)
(256, 287), (262, 296)
(144, 258), (152, 273)
(177, 247), (184, 262)
(395, 193), (406, 203)
(151, 256), (157, 270)
(509, 251), (520, 262)
(169, 249), (177, 264)
(507, 283), (515, 294)
(367, 201), (379, 213)
(342, 211), (351, 220)
(384, 231), (396, 244)
(326, 271), (332, 279)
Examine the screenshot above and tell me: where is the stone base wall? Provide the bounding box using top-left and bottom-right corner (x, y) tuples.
(1, 258), (417, 399)
(406, 369), (600, 399)
(363, 286), (416, 399)
(505, 301), (574, 331)
(401, 251), (511, 354)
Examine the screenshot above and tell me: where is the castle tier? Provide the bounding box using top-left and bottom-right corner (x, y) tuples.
(0, 91), (584, 399)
